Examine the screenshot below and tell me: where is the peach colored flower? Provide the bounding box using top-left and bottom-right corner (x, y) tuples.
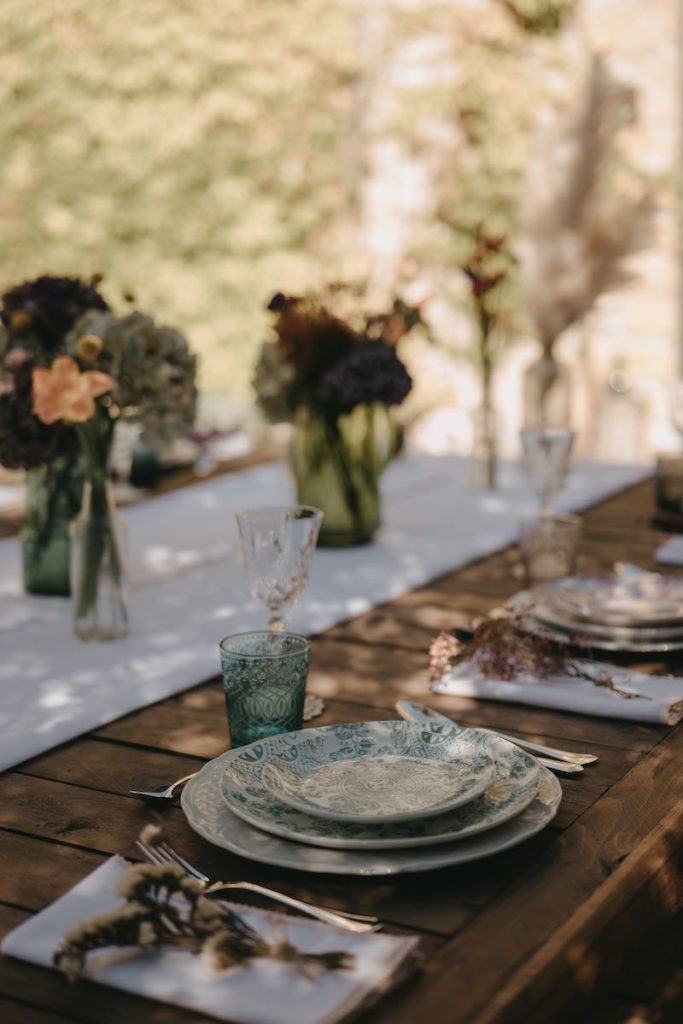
(32, 356), (114, 425)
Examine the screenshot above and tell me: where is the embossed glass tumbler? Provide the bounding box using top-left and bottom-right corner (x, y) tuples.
(219, 631), (310, 748)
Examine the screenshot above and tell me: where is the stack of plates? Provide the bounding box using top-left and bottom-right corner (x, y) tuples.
(181, 720), (562, 876)
(509, 574), (683, 654)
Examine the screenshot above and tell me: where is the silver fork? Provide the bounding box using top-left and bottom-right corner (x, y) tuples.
(136, 839), (380, 934)
(129, 774), (197, 801)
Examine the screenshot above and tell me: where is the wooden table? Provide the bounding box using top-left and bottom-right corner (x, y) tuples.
(1, 477), (682, 1024)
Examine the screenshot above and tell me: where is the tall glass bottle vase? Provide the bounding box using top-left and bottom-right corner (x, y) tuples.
(22, 451), (84, 596)
(291, 403), (398, 546)
(71, 416), (128, 641)
(523, 342), (572, 430)
(469, 403), (498, 490)
(469, 360), (498, 490)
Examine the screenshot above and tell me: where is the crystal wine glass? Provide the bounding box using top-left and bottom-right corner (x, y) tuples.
(520, 428), (576, 516)
(236, 505), (323, 631)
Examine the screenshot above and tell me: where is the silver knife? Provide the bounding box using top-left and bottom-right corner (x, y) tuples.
(395, 701), (589, 774)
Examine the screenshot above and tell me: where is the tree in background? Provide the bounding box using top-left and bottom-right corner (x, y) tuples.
(0, 0), (580, 415)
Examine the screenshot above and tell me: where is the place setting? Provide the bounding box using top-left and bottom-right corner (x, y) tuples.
(431, 428), (683, 725)
(508, 570), (683, 655)
(511, 433), (683, 657)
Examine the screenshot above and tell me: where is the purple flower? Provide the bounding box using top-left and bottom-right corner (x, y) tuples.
(1, 275), (109, 354)
(317, 341), (412, 417)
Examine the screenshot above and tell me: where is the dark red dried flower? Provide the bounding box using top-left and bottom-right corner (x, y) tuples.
(268, 294), (358, 387)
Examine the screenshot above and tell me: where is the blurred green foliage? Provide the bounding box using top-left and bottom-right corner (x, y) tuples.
(0, 0), (573, 401)
(387, 1), (574, 355)
(0, 0), (357, 396)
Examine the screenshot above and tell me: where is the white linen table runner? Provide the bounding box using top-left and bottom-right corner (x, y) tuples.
(0, 455), (647, 772)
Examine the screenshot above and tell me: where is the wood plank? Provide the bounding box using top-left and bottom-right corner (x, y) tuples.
(94, 693), (382, 759)
(474, 795), (683, 1024)
(0, 998), (80, 1024)
(0, 832), (104, 910)
(369, 724), (683, 1024)
(18, 739), (203, 796)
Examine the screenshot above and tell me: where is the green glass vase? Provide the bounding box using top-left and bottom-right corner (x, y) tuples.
(22, 453), (84, 596)
(291, 403), (398, 547)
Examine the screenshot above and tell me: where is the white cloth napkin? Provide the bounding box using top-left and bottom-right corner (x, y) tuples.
(432, 659), (683, 725)
(655, 536), (683, 566)
(1, 857), (419, 1024)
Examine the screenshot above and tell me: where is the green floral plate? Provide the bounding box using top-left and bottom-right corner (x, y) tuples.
(260, 720), (496, 824)
(219, 721), (540, 850)
(182, 751), (558, 875)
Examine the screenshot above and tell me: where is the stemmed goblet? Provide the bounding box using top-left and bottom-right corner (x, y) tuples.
(236, 505), (322, 631)
(520, 428), (576, 517)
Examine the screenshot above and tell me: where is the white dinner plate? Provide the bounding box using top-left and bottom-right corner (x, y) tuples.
(257, 720), (496, 824)
(546, 575), (683, 627)
(508, 591), (683, 654)
(533, 598), (683, 642)
(181, 750), (560, 875)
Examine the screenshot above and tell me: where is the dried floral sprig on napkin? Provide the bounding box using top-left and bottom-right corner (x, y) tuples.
(54, 827), (354, 982)
(429, 615), (648, 699)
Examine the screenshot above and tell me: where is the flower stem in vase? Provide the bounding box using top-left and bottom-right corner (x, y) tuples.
(72, 418), (127, 641)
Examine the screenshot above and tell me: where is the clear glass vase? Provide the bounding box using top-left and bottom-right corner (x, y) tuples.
(522, 344), (572, 430)
(291, 403), (398, 547)
(71, 415), (128, 641)
(22, 452), (84, 596)
(469, 403), (498, 490)
(70, 479), (127, 641)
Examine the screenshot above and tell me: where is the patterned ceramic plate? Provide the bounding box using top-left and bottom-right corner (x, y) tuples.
(218, 722), (539, 850)
(258, 721), (496, 824)
(181, 753), (559, 875)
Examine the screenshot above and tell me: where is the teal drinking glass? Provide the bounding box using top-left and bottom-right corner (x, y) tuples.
(219, 631), (310, 748)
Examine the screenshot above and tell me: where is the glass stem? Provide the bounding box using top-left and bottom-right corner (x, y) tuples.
(268, 614), (286, 633)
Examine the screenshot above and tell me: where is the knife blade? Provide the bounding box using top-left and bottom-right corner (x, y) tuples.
(395, 700), (587, 774)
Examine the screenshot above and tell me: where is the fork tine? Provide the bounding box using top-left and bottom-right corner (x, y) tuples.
(159, 841), (210, 883)
(136, 840), (166, 866)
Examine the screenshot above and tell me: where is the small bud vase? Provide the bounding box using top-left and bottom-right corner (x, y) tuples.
(71, 416), (128, 641)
